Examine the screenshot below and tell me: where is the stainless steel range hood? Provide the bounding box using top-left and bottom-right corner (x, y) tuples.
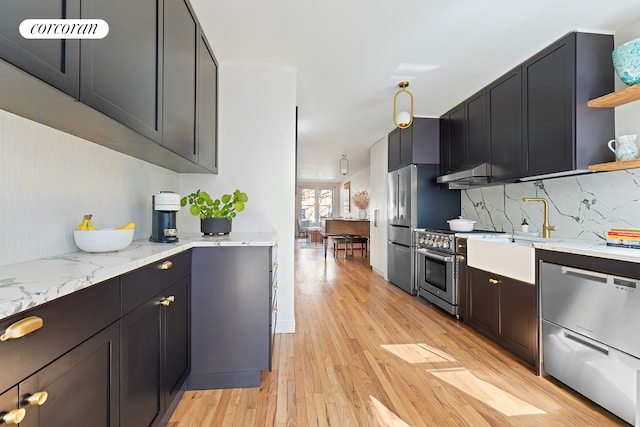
(436, 163), (490, 189)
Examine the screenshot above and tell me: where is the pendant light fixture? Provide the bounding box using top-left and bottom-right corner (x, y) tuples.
(393, 81), (414, 129)
(340, 154), (349, 175)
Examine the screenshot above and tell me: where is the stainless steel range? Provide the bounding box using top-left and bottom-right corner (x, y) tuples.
(415, 229), (459, 317)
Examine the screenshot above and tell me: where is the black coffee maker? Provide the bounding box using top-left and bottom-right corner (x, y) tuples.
(150, 191), (180, 243)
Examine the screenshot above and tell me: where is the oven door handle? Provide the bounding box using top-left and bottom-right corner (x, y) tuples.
(415, 248), (455, 263)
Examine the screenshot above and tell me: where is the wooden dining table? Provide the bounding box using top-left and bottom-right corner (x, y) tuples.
(321, 218), (370, 259)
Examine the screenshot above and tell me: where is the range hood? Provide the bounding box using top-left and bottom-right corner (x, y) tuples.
(436, 163), (490, 189)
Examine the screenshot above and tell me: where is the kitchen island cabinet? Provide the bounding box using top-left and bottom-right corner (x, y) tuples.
(189, 245), (277, 389)
(467, 267), (536, 366)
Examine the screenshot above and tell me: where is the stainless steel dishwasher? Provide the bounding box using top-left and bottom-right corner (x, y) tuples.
(540, 261), (640, 426)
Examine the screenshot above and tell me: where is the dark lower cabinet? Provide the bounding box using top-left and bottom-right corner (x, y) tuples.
(120, 295), (162, 427)
(120, 258), (191, 427)
(189, 246), (276, 389)
(0, 0), (80, 98)
(19, 323), (120, 427)
(0, 323), (119, 427)
(0, 252), (192, 427)
(467, 267), (536, 366)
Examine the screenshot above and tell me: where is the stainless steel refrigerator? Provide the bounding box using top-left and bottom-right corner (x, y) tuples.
(387, 164), (460, 294)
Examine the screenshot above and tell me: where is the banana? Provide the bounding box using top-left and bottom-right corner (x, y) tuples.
(115, 222), (136, 230)
(75, 217), (89, 230)
(75, 214), (96, 231)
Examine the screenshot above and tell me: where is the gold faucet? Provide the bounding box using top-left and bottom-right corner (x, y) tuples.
(522, 197), (557, 238)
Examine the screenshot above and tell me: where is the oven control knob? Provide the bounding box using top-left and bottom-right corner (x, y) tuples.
(442, 240), (450, 249)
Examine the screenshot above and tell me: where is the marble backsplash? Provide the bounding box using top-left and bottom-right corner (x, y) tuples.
(461, 168), (640, 242)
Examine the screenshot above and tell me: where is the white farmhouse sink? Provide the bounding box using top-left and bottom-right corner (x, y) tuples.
(467, 237), (538, 284)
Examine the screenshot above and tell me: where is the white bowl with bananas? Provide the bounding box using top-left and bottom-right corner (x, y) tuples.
(73, 215), (136, 253)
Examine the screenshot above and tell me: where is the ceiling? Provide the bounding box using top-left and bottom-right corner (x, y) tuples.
(190, 0), (640, 182)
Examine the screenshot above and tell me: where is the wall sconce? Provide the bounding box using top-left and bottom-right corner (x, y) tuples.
(340, 154), (349, 175)
(393, 81), (414, 129)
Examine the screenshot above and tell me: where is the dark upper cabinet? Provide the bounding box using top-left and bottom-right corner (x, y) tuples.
(80, 0), (163, 142)
(163, 0), (198, 163)
(522, 32), (614, 178)
(439, 91), (489, 177)
(465, 90), (489, 168)
(0, 0), (80, 98)
(440, 103), (466, 174)
(0, 0), (219, 174)
(197, 33), (219, 173)
(488, 66), (522, 182)
(388, 117), (440, 171)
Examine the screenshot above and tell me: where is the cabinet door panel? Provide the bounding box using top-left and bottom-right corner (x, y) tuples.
(163, 0), (197, 162)
(523, 35), (574, 177)
(448, 104), (466, 172)
(81, 0), (162, 142)
(197, 34), (218, 173)
(489, 68), (522, 182)
(120, 300), (161, 427)
(163, 277), (190, 407)
(20, 323), (119, 427)
(0, 0), (80, 97)
(468, 268), (498, 334)
(499, 279), (536, 365)
(466, 91), (488, 167)
(388, 128), (401, 171)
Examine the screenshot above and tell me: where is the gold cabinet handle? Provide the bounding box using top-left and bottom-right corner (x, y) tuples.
(160, 296), (175, 307)
(488, 278), (500, 285)
(273, 262), (278, 269)
(3, 408), (26, 425)
(1, 316), (44, 341)
(160, 261), (173, 270)
(26, 391), (48, 406)
(272, 307), (278, 314)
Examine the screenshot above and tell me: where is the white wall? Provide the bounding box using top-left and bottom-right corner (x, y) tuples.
(0, 110), (179, 266)
(179, 63), (297, 333)
(340, 167), (370, 218)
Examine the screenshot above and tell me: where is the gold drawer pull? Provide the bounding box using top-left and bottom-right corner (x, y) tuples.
(1, 316), (44, 341)
(272, 307), (278, 314)
(488, 278), (500, 285)
(273, 262), (278, 269)
(3, 408), (26, 424)
(160, 261), (173, 270)
(160, 296), (175, 307)
(26, 391), (48, 406)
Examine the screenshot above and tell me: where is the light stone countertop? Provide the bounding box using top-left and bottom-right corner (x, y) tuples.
(0, 232), (278, 320)
(458, 232), (640, 264)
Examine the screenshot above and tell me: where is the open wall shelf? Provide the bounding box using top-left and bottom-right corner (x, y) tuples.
(588, 84), (640, 108)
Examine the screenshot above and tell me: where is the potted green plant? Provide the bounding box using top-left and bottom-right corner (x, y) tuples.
(181, 189), (249, 235)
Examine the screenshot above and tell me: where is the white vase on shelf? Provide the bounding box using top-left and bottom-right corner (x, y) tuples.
(358, 209), (367, 219)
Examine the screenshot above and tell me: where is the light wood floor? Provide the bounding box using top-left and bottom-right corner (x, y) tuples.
(168, 241), (627, 426)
